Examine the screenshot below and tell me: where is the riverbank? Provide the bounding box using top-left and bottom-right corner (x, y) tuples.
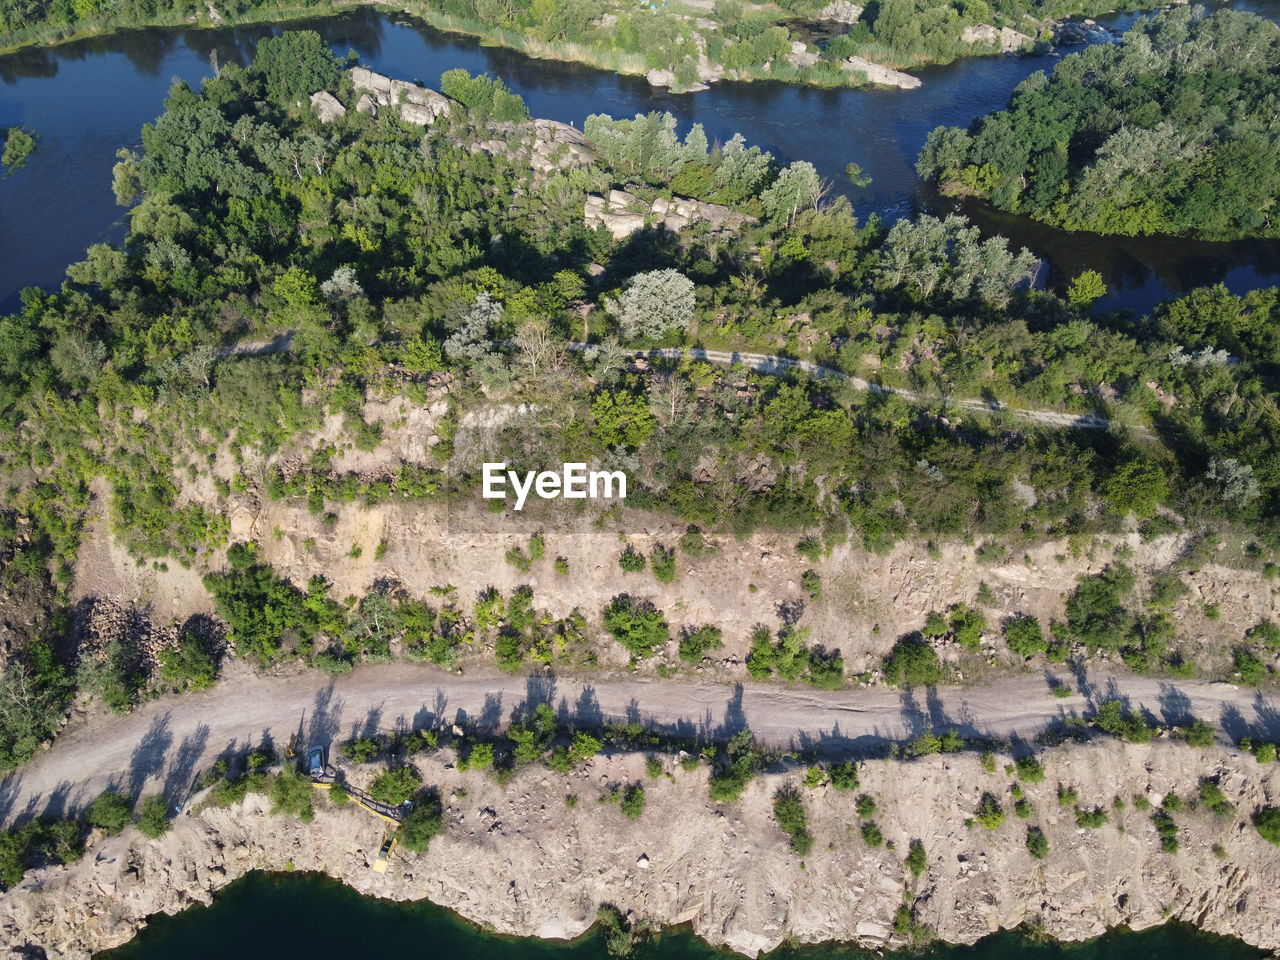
(2, 738), (1277, 959)
(0, 0), (1054, 89)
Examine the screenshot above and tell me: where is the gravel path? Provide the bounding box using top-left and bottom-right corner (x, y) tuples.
(2, 664), (1273, 826)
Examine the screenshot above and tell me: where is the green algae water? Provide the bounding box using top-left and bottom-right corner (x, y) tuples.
(97, 871), (1267, 960)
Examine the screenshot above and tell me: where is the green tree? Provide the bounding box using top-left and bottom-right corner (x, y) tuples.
(1066, 270), (1107, 306)
(86, 790), (132, 835)
(399, 791), (445, 852)
(603, 595), (670, 659)
(605, 269), (695, 341)
(136, 795), (172, 838)
(882, 637), (942, 687)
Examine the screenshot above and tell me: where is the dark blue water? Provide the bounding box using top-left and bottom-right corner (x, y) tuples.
(95, 871), (1270, 960)
(2, 3), (1279, 315)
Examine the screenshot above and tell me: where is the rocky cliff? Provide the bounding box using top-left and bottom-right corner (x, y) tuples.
(3, 740), (1278, 959)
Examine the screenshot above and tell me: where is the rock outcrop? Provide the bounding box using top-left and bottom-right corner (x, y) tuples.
(584, 190), (750, 239)
(841, 56), (922, 89)
(2, 741), (1277, 959)
(961, 23), (1034, 53)
(309, 90), (346, 123)
(818, 0), (863, 23)
(350, 67), (453, 126)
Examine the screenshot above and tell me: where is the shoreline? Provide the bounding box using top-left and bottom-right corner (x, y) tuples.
(4, 739), (1277, 959)
(0, 0), (1048, 91)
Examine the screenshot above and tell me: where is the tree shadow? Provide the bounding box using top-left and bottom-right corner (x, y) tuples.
(307, 680), (345, 748)
(1253, 691), (1280, 739)
(899, 689), (927, 737)
(128, 713), (174, 800)
(164, 723), (210, 807)
(573, 685), (603, 728)
(351, 702), (384, 741)
(1068, 657), (1095, 707)
(775, 598), (805, 627)
(1156, 682), (1193, 727)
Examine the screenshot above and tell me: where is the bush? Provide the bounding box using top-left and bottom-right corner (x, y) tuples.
(342, 736), (382, 764)
(1074, 806), (1108, 828)
(1254, 806), (1280, 846)
(861, 821), (884, 847)
(1198, 779), (1234, 816)
(650, 545), (677, 583)
(1004, 615), (1046, 657)
(773, 786), (813, 855)
(86, 790), (132, 835)
(1026, 826), (1049, 860)
(855, 794), (876, 818)
(801, 569), (822, 600)
(136, 794), (172, 838)
(618, 545), (646, 572)
(399, 790), (445, 853)
(1014, 755), (1045, 783)
(829, 762), (859, 791)
(603, 595), (670, 659)
(1233, 647), (1267, 685)
(678, 625), (723, 663)
(1152, 809), (1179, 853)
(975, 792), (1004, 829)
(269, 768), (315, 823)
(905, 839), (927, 878)
(1091, 700), (1153, 743)
(949, 603), (985, 649)
(620, 782), (646, 820)
(882, 637), (941, 687)
(1180, 718), (1216, 748)
(708, 730), (763, 803)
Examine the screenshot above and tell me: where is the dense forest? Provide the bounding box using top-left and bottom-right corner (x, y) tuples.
(917, 8), (1280, 239)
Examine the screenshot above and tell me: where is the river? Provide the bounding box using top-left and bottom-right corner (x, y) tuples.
(95, 870), (1268, 960)
(3, 2), (1280, 316)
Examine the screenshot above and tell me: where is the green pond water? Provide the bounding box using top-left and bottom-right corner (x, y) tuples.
(96, 870), (1268, 960)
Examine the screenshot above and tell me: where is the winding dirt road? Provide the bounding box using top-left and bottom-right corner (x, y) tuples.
(2, 663), (1274, 827)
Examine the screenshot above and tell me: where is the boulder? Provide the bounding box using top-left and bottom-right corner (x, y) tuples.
(818, 0), (862, 22)
(841, 56), (922, 89)
(309, 91), (346, 124)
(350, 66), (453, 125)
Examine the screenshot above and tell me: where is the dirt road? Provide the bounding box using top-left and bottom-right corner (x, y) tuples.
(2, 664), (1273, 826)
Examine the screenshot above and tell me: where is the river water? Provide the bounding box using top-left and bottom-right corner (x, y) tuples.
(2, 1), (1280, 315)
(94, 870), (1268, 960)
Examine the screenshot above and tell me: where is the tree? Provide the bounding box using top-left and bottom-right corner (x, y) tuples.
(250, 31), (340, 105)
(1066, 270), (1107, 307)
(1026, 826), (1049, 859)
(760, 161), (823, 225)
(136, 795), (172, 838)
(593, 391), (656, 449)
(606, 270), (695, 341)
(268, 767), (315, 822)
(1, 127), (36, 173)
(882, 636), (941, 687)
(86, 790), (132, 835)
(1004, 615), (1046, 657)
(399, 791), (445, 852)
(370, 766), (423, 806)
(1255, 806), (1280, 846)
(905, 839), (927, 877)
(603, 595), (669, 659)
(1101, 460), (1169, 519)
(773, 785), (813, 855)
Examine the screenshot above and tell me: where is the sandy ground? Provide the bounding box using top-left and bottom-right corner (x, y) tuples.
(2, 663), (1275, 828)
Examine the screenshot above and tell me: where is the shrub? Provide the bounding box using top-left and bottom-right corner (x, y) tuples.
(399, 791), (444, 853)
(1254, 806), (1280, 846)
(1074, 806), (1108, 828)
(801, 569), (822, 601)
(1015, 755), (1045, 783)
(829, 762), (859, 791)
(620, 782), (646, 819)
(1026, 826), (1049, 859)
(1091, 700), (1153, 743)
(370, 767), (422, 806)
(650, 545), (677, 583)
(773, 786), (813, 855)
(949, 604), (985, 649)
(342, 737), (382, 764)
(1004, 615), (1047, 657)
(1233, 647), (1267, 685)
(1198, 779), (1234, 816)
(975, 793), (1004, 829)
(603, 595), (670, 659)
(708, 730), (763, 803)
(1057, 784), (1079, 807)
(1152, 809), (1180, 853)
(618, 545), (646, 572)
(856, 794), (876, 818)
(678, 625), (724, 663)
(86, 790), (132, 835)
(136, 794), (172, 838)
(861, 821), (884, 847)
(882, 637), (942, 688)
(1180, 718), (1216, 748)
(905, 839), (927, 878)
(645, 755), (664, 779)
